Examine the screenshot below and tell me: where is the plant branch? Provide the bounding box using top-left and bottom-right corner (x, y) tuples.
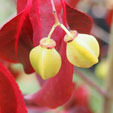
(51, 0), (59, 24)
(60, 24), (73, 37)
(47, 24), (58, 39)
(47, 0), (60, 39)
(103, 19), (113, 113)
(50, 0), (72, 37)
(74, 68), (107, 97)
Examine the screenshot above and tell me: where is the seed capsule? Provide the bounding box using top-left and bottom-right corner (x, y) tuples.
(64, 30), (100, 68)
(29, 38), (61, 80)
(95, 59), (108, 79)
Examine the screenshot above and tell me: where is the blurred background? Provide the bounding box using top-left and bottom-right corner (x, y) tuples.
(0, 0), (112, 113)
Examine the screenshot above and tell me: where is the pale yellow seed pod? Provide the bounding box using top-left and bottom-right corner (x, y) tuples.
(95, 59), (108, 79)
(64, 30), (100, 68)
(29, 38), (61, 80)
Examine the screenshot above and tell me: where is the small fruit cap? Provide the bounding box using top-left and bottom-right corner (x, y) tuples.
(64, 30), (78, 43)
(40, 38), (56, 49)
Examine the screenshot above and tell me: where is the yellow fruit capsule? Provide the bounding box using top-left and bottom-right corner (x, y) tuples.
(95, 59), (108, 79)
(29, 38), (61, 80)
(64, 30), (100, 68)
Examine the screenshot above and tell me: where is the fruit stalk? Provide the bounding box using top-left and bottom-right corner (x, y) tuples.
(60, 24), (73, 37)
(51, 0), (59, 24)
(50, 0), (73, 37)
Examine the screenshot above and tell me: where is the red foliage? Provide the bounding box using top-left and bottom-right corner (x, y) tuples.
(64, 85), (92, 113)
(66, 3), (92, 34)
(0, 0), (93, 109)
(68, 0), (80, 8)
(0, 0), (34, 73)
(73, 86), (89, 107)
(106, 9), (113, 26)
(0, 62), (27, 113)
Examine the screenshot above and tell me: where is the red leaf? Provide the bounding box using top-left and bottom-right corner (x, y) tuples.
(64, 85), (92, 113)
(0, 62), (27, 113)
(67, 0), (80, 8)
(64, 85), (90, 110)
(17, 15), (34, 73)
(66, 3), (92, 34)
(0, 0), (34, 73)
(25, 41), (74, 108)
(0, 15), (20, 63)
(17, 0), (42, 46)
(17, 0), (64, 47)
(60, 0), (67, 26)
(73, 86), (89, 107)
(106, 9), (113, 26)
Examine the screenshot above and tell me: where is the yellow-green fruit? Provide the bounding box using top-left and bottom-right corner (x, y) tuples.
(64, 31), (100, 68)
(29, 38), (61, 80)
(95, 59), (108, 79)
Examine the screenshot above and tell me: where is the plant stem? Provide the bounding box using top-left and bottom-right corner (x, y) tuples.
(60, 24), (73, 37)
(51, 0), (59, 24)
(103, 18), (113, 113)
(46, 0), (60, 40)
(50, 0), (73, 38)
(47, 23), (59, 39)
(74, 68), (107, 97)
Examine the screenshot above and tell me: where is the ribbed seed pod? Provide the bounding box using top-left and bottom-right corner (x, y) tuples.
(64, 30), (100, 68)
(29, 38), (61, 80)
